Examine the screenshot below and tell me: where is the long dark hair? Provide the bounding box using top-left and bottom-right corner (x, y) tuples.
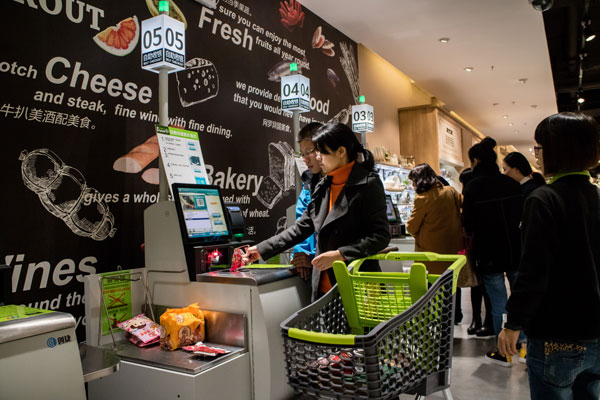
(313, 123), (374, 170)
(408, 163), (441, 194)
(468, 137), (497, 165)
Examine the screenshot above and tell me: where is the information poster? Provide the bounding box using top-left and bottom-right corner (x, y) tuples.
(100, 270), (133, 336)
(156, 125), (209, 192)
(2, 0), (358, 341)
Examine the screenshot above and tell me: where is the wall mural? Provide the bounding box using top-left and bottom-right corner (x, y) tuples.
(1, 0), (358, 340)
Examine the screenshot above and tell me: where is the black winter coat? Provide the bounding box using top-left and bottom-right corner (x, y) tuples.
(462, 163), (523, 273)
(507, 175), (600, 339)
(257, 162), (390, 290)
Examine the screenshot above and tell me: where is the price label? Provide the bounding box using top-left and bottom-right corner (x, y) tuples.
(351, 103), (375, 133)
(281, 74), (310, 113)
(141, 15), (185, 73)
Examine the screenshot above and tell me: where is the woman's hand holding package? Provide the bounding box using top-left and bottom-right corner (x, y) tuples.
(242, 246), (261, 264)
(311, 250), (345, 271)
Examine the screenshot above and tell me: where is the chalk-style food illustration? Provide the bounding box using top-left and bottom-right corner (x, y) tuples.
(176, 58), (220, 107)
(267, 60), (303, 82)
(311, 26), (335, 57)
(256, 141), (295, 209)
(142, 168), (160, 185)
(339, 42), (360, 105)
(279, 0), (304, 32)
(275, 216), (287, 235)
(19, 148), (116, 241)
(327, 68), (340, 87)
(93, 16), (139, 56)
(328, 105), (352, 125)
(113, 135), (159, 173)
(193, 0), (219, 9)
(146, 0), (187, 29)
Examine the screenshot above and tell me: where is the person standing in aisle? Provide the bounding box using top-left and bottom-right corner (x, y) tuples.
(243, 123), (390, 300)
(502, 151), (546, 198)
(462, 137), (525, 367)
(459, 167), (494, 338)
(406, 163), (465, 324)
(498, 112), (600, 399)
(291, 122), (323, 282)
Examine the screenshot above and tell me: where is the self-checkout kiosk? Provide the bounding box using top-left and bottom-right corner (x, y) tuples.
(386, 194), (405, 238)
(85, 184), (311, 400)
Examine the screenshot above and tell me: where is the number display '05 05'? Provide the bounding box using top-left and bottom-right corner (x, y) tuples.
(143, 27), (184, 50)
(282, 82), (309, 97)
(353, 110), (374, 122)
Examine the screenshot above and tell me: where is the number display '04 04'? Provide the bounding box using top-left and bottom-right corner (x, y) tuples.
(282, 82), (309, 97)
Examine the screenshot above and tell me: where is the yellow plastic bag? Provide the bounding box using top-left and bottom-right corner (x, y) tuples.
(159, 303), (205, 350)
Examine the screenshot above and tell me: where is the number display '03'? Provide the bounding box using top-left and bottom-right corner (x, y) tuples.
(141, 15), (186, 74)
(351, 103), (375, 133)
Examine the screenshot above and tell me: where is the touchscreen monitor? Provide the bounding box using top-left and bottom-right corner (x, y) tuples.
(172, 184), (231, 244)
(385, 195), (401, 223)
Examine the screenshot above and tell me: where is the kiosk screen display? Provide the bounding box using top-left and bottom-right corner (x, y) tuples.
(385, 195), (401, 223)
(172, 184), (231, 244)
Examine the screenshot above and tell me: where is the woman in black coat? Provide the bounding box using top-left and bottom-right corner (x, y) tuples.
(244, 123), (390, 300)
(462, 137), (525, 366)
(499, 112), (600, 399)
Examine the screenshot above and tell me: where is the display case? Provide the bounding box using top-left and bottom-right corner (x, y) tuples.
(375, 163), (415, 224)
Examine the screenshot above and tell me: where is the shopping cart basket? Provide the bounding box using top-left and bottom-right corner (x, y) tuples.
(280, 252), (465, 400)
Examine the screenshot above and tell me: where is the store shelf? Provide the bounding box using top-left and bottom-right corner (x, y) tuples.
(375, 163), (415, 223)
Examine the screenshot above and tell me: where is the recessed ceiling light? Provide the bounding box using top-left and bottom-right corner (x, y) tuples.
(514, 130), (519, 134)
(530, 105), (538, 108)
(529, 148), (533, 152)
(410, 79), (415, 84)
(438, 38), (450, 43)
(493, 103), (500, 106)
(503, 115), (509, 119)
(464, 67), (474, 72)
(509, 122), (514, 126)
(518, 78), (528, 84)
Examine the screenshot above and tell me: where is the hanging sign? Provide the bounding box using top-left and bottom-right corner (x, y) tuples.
(141, 15), (186, 73)
(352, 103), (375, 133)
(156, 125), (209, 193)
(281, 74), (310, 113)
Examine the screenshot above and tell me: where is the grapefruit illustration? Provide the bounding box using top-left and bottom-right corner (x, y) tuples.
(93, 16), (140, 56)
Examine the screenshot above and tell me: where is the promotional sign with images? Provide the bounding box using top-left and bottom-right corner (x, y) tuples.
(1, 0), (359, 340)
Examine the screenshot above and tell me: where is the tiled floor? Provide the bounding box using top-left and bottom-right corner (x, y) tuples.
(296, 288), (531, 400)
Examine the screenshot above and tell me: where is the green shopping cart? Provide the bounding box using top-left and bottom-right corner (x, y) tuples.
(280, 252), (465, 400)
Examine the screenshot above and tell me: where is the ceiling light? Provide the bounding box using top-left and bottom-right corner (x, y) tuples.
(518, 78), (528, 84)
(492, 103), (500, 106)
(464, 67), (474, 72)
(530, 105), (538, 108)
(509, 122), (514, 126)
(503, 115), (509, 119)
(582, 17), (596, 42)
(529, 148), (533, 152)
(438, 38), (450, 43)
(577, 87), (586, 104)
(514, 130), (519, 134)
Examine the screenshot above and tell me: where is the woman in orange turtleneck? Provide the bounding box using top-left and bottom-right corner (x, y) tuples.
(244, 123), (390, 300)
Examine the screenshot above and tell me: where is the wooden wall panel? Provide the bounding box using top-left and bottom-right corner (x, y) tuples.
(398, 107), (440, 173)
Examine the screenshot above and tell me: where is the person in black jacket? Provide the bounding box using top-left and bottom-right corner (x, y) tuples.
(243, 123), (390, 300)
(498, 112), (600, 400)
(502, 151), (546, 198)
(462, 137), (525, 367)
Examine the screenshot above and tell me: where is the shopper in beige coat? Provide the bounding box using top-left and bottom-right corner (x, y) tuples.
(406, 163), (464, 275)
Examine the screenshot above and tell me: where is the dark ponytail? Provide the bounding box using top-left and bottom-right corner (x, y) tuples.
(313, 123), (374, 170)
(468, 136), (497, 165)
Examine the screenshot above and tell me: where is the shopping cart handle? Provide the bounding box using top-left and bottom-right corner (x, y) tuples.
(287, 328), (356, 345)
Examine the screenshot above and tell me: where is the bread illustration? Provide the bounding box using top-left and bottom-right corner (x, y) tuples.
(142, 168), (159, 185)
(176, 58), (219, 107)
(113, 135), (159, 173)
(256, 176), (283, 209)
